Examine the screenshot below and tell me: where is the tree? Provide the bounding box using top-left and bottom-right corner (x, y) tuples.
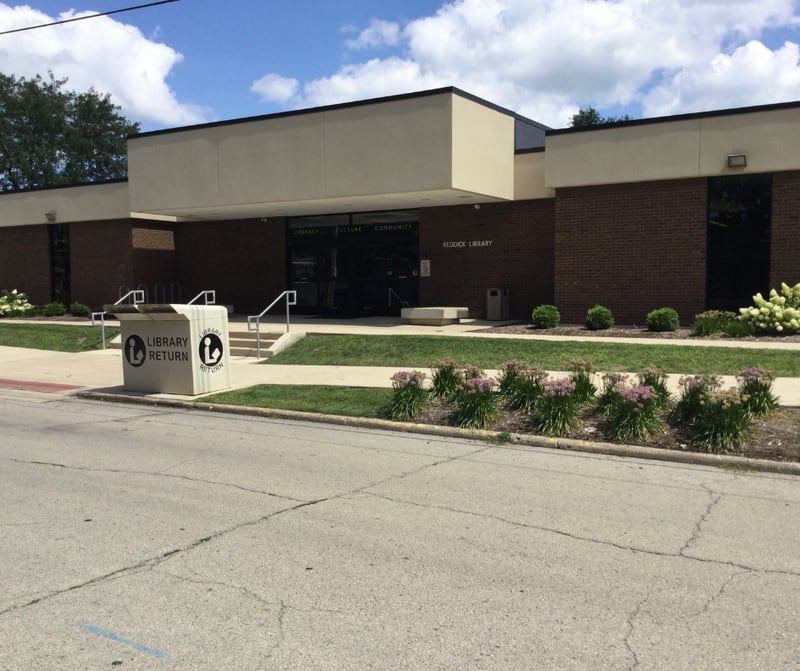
(570, 106), (633, 127)
(0, 72), (139, 191)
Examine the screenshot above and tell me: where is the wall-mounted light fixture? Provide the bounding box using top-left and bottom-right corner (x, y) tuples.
(727, 153), (747, 168)
(45, 211), (56, 222)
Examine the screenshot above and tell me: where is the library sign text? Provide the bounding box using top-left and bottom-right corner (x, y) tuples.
(442, 240), (493, 249)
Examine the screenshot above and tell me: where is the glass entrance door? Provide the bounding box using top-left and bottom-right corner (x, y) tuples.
(288, 211), (419, 316)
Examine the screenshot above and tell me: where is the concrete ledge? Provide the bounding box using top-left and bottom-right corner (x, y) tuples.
(401, 306), (469, 326)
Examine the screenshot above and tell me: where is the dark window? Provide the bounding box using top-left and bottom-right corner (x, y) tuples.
(49, 224), (71, 305)
(706, 174), (771, 311)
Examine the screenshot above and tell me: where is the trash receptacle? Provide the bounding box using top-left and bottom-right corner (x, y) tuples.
(486, 288), (510, 320)
(108, 303), (231, 395)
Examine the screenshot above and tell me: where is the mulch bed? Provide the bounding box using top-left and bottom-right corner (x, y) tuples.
(412, 397), (800, 463)
(435, 323), (800, 463)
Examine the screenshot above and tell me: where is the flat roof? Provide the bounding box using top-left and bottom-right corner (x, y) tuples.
(131, 86), (550, 139)
(547, 98), (800, 136)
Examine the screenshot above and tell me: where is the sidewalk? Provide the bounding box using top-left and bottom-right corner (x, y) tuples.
(1, 316), (799, 405)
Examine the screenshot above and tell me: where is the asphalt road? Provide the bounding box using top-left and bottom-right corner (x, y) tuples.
(1, 389), (799, 670)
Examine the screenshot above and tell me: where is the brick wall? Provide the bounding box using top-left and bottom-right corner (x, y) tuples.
(554, 179), (707, 325)
(175, 218), (287, 313)
(419, 199), (555, 319)
(0, 224), (51, 304)
(771, 171), (800, 288)
(70, 220), (136, 309)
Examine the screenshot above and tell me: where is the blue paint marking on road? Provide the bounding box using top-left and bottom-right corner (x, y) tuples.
(83, 625), (176, 663)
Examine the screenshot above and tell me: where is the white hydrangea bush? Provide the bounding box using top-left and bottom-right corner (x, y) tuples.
(739, 282), (800, 333)
(0, 289), (34, 317)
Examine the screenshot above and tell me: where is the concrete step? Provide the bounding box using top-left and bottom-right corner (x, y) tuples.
(228, 330), (283, 358)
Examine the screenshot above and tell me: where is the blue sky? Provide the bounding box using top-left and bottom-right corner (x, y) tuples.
(1, 0), (800, 131)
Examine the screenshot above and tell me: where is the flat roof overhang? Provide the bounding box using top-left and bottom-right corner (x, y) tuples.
(129, 187), (506, 222)
(127, 89), (517, 223)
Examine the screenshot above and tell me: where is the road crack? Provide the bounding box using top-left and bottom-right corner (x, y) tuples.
(0, 499), (324, 617)
(3, 457), (306, 502)
(363, 492), (800, 577)
(679, 485), (722, 557)
(623, 595), (648, 670)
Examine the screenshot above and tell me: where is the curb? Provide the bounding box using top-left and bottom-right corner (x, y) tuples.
(76, 390), (800, 477)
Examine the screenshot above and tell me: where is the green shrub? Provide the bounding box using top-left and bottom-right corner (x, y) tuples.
(386, 371), (429, 421)
(531, 304), (560, 329)
(637, 365), (671, 407)
(603, 384), (664, 443)
(505, 367), (548, 412)
(692, 310), (738, 337)
(737, 367), (779, 417)
(430, 360), (462, 398)
(722, 319), (754, 338)
(454, 377), (498, 429)
(69, 302), (91, 317)
(646, 307), (680, 332)
(567, 359), (596, 403)
(672, 374), (723, 425)
(585, 304), (614, 331)
(43, 302), (66, 317)
(595, 373), (629, 416)
(738, 282), (800, 334)
(496, 361), (526, 399)
(692, 389), (752, 453)
(0, 289), (34, 317)
(533, 379), (580, 436)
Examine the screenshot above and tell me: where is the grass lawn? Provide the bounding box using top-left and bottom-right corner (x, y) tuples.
(201, 384), (392, 417)
(0, 322), (118, 353)
(265, 334), (800, 376)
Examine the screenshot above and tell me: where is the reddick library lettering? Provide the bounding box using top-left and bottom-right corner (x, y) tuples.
(442, 240), (493, 248)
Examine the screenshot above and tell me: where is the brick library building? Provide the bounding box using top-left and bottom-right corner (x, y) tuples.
(1, 87), (798, 324)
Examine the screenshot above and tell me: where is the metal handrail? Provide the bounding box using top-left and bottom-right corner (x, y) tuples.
(247, 290), (297, 358)
(187, 289), (216, 305)
(91, 289), (145, 350)
(387, 287), (409, 308)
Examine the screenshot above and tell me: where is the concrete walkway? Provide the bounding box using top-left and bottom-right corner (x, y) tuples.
(1, 315), (799, 405)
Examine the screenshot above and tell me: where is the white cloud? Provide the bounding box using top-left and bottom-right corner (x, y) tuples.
(345, 19), (401, 50)
(0, 4), (207, 126)
(251, 73), (299, 104)
(250, 0), (800, 128)
(643, 40), (800, 116)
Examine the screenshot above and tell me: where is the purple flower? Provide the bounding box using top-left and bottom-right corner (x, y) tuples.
(391, 370), (427, 388)
(738, 367), (773, 383)
(463, 377), (496, 394)
(542, 379), (576, 397)
(521, 367), (548, 382)
(615, 385), (654, 405)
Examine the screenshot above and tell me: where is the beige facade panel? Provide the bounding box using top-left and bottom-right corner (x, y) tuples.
(545, 122), (700, 188)
(0, 181), (130, 228)
(451, 95), (515, 200)
(127, 90), (516, 221)
(514, 152), (554, 200)
(697, 107), (800, 175)
(545, 106), (800, 188)
(322, 94), (453, 197)
(128, 132), (220, 212)
(217, 114), (326, 204)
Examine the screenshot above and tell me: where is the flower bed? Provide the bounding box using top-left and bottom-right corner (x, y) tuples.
(384, 362), (800, 461)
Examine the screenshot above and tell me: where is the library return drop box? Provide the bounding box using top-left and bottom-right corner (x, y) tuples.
(109, 303), (231, 395)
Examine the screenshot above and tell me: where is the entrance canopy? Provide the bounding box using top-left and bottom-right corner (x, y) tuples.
(127, 88), (530, 222)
